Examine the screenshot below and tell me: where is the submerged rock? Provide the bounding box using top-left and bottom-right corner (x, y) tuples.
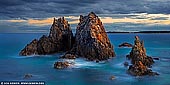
(109, 75), (116, 80)
(66, 12), (115, 61)
(127, 36), (158, 76)
(153, 57), (160, 60)
(124, 61), (129, 67)
(24, 74), (32, 79)
(20, 17), (73, 56)
(119, 42), (132, 47)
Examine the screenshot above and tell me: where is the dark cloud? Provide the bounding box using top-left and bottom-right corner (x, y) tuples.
(0, 0), (170, 19)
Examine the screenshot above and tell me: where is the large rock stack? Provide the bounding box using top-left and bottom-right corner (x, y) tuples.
(19, 17), (73, 56)
(20, 12), (115, 62)
(127, 36), (159, 76)
(66, 12), (115, 61)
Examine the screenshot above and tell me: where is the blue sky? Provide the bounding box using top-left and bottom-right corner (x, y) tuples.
(0, 0), (170, 33)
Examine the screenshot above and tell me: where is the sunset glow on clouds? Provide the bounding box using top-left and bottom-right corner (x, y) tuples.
(6, 13), (170, 26)
(1, 0), (170, 33)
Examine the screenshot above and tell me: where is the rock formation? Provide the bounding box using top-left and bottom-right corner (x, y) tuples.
(64, 12), (115, 61)
(127, 36), (159, 76)
(20, 17), (73, 56)
(24, 74), (33, 79)
(109, 75), (116, 80)
(20, 39), (38, 56)
(20, 12), (115, 63)
(54, 61), (73, 69)
(60, 54), (76, 59)
(119, 42), (132, 47)
(127, 36), (154, 67)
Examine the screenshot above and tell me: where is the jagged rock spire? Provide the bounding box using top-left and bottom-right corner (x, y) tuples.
(73, 12), (115, 61)
(127, 36), (158, 76)
(20, 17), (73, 56)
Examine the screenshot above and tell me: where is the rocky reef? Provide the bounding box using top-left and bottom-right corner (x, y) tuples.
(20, 17), (73, 56)
(127, 36), (159, 76)
(63, 12), (115, 61)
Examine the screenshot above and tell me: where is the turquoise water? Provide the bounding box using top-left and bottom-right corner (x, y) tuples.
(0, 33), (170, 85)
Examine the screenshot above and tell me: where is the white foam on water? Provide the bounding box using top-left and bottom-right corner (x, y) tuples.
(72, 58), (103, 68)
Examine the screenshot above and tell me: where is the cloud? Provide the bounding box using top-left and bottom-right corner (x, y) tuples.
(1, 0), (170, 19)
(1, 13), (170, 33)
(5, 13), (170, 26)
(7, 19), (27, 23)
(27, 18), (53, 26)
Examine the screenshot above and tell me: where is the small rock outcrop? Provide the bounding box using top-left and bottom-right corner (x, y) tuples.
(54, 61), (73, 69)
(20, 17), (73, 56)
(127, 36), (158, 76)
(60, 54), (76, 59)
(64, 12), (115, 61)
(124, 61), (129, 67)
(109, 75), (116, 80)
(119, 42), (132, 47)
(24, 74), (33, 79)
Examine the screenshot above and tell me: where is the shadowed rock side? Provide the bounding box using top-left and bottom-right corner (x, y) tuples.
(20, 17), (73, 56)
(127, 36), (159, 76)
(64, 12), (115, 61)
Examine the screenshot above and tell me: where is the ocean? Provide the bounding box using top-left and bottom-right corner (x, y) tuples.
(0, 33), (170, 85)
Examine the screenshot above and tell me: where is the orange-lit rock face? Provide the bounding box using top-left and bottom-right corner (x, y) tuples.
(129, 36), (153, 66)
(127, 36), (158, 76)
(138, 61), (147, 70)
(20, 17), (73, 56)
(74, 12), (115, 61)
(97, 34), (102, 42)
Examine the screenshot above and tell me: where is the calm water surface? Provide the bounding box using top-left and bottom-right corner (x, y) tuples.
(0, 33), (170, 85)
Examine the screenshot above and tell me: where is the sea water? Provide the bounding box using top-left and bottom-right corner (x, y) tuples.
(0, 33), (170, 85)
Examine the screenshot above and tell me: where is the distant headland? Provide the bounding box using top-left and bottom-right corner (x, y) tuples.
(107, 31), (170, 33)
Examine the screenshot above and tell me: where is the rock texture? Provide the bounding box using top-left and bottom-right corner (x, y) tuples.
(20, 12), (115, 62)
(54, 61), (73, 69)
(20, 39), (38, 56)
(127, 36), (158, 76)
(60, 54), (76, 59)
(127, 36), (154, 67)
(20, 17), (73, 56)
(65, 12), (115, 61)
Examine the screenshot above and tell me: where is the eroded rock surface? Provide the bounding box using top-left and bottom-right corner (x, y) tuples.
(54, 61), (73, 69)
(127, 36), (158, 76)
(64, 12), (115, 61)
(20, 17), (73, 56)
(20, 12), (115, 64)
(20, 39), (38, 56)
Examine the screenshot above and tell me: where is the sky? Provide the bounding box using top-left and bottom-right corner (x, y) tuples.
(0, 0), (170, 33)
